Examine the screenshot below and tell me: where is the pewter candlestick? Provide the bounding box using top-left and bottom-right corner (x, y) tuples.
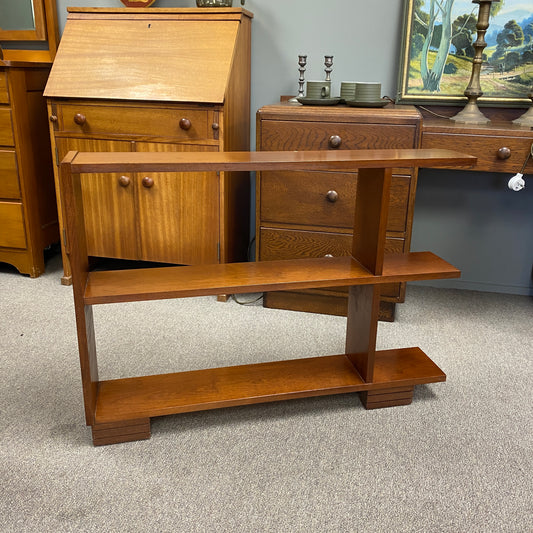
(451, 0), (497, 124)
(324, 55), (333, 82)
(297, 55), (307, 97)
(289, 54), (307, 103)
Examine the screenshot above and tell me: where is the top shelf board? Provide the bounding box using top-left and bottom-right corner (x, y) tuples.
(64, 149), (477, 174)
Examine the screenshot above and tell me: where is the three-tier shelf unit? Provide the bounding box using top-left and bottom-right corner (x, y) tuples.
(59, 148), (476, 445)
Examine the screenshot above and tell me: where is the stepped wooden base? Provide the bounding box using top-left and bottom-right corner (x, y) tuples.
(92, 418), (151, 446)
(360, 386), (414, 409)
(89, 347), (444, 445)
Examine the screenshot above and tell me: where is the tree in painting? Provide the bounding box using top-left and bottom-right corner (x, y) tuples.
(418, 0), (455, 91)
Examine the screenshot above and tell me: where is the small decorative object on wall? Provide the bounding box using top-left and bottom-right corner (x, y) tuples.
(120, 0), (157, 6)
(397, 0), (533, 107)
(196, 0), (245, 6)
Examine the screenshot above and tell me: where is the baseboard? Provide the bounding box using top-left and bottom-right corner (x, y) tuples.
(410, 278), (532, 296)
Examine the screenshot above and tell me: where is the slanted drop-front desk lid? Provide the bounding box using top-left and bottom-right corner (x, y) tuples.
(44, 7), (253, 104)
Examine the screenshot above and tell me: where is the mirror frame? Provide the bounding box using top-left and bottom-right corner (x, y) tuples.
(0, 0), (47, 41)
(0, 0), (58, 61)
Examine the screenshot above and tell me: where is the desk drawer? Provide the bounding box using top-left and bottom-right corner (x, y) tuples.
(259, 227), (404, 298)
(0, 150), (20, 199)
(0, 108), (15, 146)
(0, 201), (26, 249)
(261, 120), (417, 152)
(260, 170), (411, 233)
(0, 73), (8, 104)
(423, 131), (533, 173)
(55, 103), (212, 141)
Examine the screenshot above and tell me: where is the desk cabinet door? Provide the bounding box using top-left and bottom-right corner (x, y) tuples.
(56, 138), (137, 259)
(134, 143), (220, 265)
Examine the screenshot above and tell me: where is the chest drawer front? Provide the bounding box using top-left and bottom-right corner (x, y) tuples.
(258, 227), (404, 298)
(0, 109), (15, 146)
(56, 104), (211, 141)
(0, 201), (26, 249)
(260, 170), (411, 233)
(0, 150), (20, 199)
(261, 120), (417, 151)
(0, 73), (8, 104)
(422, 132), (533, 173)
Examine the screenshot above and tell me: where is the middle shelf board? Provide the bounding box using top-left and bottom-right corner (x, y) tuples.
(84, 251), (460, 305)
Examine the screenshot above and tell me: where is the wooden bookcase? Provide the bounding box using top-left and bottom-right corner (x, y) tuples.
(60, 148), (476, 446)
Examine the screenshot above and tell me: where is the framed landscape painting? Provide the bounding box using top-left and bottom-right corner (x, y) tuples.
(397, 0), (533, 105)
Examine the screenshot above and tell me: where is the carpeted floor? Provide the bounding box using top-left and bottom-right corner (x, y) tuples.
(1, 252), (532, 532)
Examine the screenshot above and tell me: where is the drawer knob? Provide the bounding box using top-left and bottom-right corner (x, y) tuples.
(142, 176), (154, 188)
(73, 113), (86, 126)
(49, 115), (58, 123)
(328, 135), (342, 149)
(179, 118), (192, 130)
(324, 254), (334, 258)
(326, 190), (339, 203)
(212, 122), (220, 131)
(497, 147), (511, 160)
(118, 175), (131, 187)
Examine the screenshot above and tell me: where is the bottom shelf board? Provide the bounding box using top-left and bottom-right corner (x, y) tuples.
(94, 347), (446, 424)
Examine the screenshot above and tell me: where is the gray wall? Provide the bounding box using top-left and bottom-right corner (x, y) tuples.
(54, 0), (533, 296)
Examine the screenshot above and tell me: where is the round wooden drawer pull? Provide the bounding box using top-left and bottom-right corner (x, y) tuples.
(497, 147), (511, 160)
(118, 176), (131, 187)
(326, 190), (339, 202)
(49, 115), (58, 123)
(142, 176), (155, 188)
(328, 135), (342, 149)
(73, 113), (86, 126)
(179, 118), (192, 130)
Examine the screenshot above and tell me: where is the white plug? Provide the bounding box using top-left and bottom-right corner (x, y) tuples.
(508, 173), (525, 191)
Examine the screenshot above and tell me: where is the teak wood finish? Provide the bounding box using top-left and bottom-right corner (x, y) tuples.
(60, 148), (476, 446)
(45, 8), (252, 284)
(0, 0), (60, 277)
(256, 103), (423, 322)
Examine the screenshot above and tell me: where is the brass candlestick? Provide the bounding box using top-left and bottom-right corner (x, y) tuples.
(512, 87), (533, 127)
(451, 0), (498, 124)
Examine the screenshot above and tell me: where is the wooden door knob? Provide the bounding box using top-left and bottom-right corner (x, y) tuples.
(497, 147), (511, 160)
(179, 118), (192, 130)
(326, 190), (339, 202)
(328, 135), (342, 149)
(49, 115), (58, 123)
(142, 176), (154, 188)
(73, 113), (86, 126)
(118, 175), (131, 187)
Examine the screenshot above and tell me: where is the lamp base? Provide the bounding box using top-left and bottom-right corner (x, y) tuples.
(512, 106), (533, 127)
(450, 101), (490, 124)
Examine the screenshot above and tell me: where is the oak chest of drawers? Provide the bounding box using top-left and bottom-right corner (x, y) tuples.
(256, 103), (422, 320)
(44, 7), (253, 283)
(0, 60), (58, 276)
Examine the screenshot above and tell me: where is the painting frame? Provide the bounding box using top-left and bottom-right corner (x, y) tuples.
(396, 0), (533, 107)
